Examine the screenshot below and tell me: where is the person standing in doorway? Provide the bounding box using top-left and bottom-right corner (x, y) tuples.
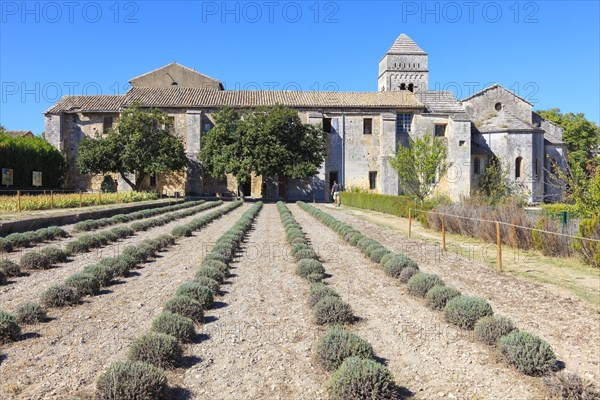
(331, 180), (340, 207)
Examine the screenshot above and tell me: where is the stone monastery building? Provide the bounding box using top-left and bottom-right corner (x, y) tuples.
(45, 34), (567, 202)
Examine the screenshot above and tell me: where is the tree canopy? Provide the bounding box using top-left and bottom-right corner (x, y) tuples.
(77, 104), (187, 190)
(388, 132), (448, 201)
(0, 129), (66, 188)
(199, 105), (327, 193)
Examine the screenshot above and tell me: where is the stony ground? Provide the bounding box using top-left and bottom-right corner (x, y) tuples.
(1, 203), (598, 399)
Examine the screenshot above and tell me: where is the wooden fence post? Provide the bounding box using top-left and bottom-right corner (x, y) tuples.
(441, 215), (446, 252)
(50, 190), (54, 209)
(496, 221), (502, 272)
(408, 209), (412, 238)
(17, 190), (21, 212)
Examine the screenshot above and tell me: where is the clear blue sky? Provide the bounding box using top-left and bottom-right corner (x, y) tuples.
(1, 0), (599, 135)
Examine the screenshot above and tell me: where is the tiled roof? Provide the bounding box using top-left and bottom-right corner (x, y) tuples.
(462, 83), (533, 106)
(4, 130), (34, 137)
(46, 88), (423, 113)
(123, 87), (423, 108)
(45, 95), (125, 113)
(386, 34), (427, 55)
(416, 91), (465, 114)
(477, 110), (541, 133)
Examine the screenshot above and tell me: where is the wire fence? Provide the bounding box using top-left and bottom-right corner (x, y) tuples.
(408, 208), (599, 272)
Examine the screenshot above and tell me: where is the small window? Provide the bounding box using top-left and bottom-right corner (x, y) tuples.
(363, 118), (373, 135)
(495, 102), (502, 111)
(397, 113), (413, 134)
(400, 83), (406, 90)
(323, 118), (332, 134)
(434, 124), (446, 137)
(408, 83), (414, 92)
(102, 116), (114, 134)
(474, 158), (481, 175)
(515, 156), (523, 178)
(369, 171), (377, 190)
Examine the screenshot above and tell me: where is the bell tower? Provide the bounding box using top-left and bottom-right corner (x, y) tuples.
(378, 34), (428, 93)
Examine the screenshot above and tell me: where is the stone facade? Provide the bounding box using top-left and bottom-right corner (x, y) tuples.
(44, 34), (567, 203)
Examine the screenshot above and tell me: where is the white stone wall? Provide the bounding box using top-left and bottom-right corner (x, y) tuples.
(463, 87), (532, 123)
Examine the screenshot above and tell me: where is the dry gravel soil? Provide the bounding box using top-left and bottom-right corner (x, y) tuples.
(1, 203), (598, 399)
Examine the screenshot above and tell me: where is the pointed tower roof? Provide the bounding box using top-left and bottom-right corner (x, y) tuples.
(386, 34), (427, 55)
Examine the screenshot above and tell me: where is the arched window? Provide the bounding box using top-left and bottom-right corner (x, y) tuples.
(408, 83), (414, 92)
(515, 157), (523, 178)
(474, 158), (481, 175)
(400, 83), (406, 90)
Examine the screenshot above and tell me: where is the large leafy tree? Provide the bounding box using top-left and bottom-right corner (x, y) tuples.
(77, 104), (187, 190)
(388, 132), (448, 201)
(537, 108), (600, 213)
(199, 105), (327, 194)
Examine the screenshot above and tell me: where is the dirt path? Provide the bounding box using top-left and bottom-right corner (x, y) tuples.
(179, 204), (326, 400)
(290, 204), (546, 400)
(317, 204), (600, 384)
(0, 204), (249, 400)
(0, 203), (226, 311)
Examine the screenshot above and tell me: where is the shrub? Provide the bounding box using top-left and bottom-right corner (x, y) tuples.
(82, 264), (114, 286)
(20, 252), (52, 270)
(78, 234), (103, 249)
(314, 296), (354, 325)
(573, 216), (600, 268)
(122, 245), (149, 265)
(407, 273), (444, 297)
(40, 247), (68, 264)
(316, 326), (374, 371)
(164, 296), (205, 323)
(196, 266), (225, 283)
(111, 226), (134, 239)
(65, 273), (101, 297)
(64, 240), (89, 254)
(348, 234), (363, 246)
(444, 295), (494, 330)
(328, 356), (395, 400)
(295, 248), (318, 260)
(201, 259), (229, 276)
(426, 285), (461, 310)
(474, 315), (517, 346)
(364, 243), (384, 258)
(14, 302), (47, 324)
(194, 276), (220, 295)
(152, 311), (195, 342)
(175, 282), (213, 309)
(41, 284), (81, 307)
(0, 260), (20, 277)
(383, 254), (418, 277)
(306, 273), (324, 283)
(0, 310), (21, 343)
(369, 247), (390, 263)
(128, 332), (182, 369)
(357, 238), (377, 252)
(309, 283), (340, 307)
(398, 266), (418, 283)
(0, 238), (13, 252)
(543, 372), (600, 400)
(499, 331), (557, 375)
(5, 233), (29, 248)
(172, 225), (193, 238)
(96, 361), (168, 400)
(291, 242), (310, 255)
(100, 255), (135, 277)
(296, 259), (325, 279)
(204, 252), (230, 264)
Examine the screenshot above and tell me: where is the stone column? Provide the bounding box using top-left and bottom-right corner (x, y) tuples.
(186, 110), (203, 195)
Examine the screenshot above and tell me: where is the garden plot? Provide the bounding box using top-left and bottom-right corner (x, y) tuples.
(0, 204), (250, 399)
(0, 202), (228, 311)
(180, 204), (325, 399)
(319, 204), (600, 383)
(289, 203), (546, 399)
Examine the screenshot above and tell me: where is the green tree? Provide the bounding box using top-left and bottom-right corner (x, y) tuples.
(0, 131), (66, 187)
(199, 105), (327, 195)
(388, 132), (448, 201)
(77, 104), (187, 191)
(536, 108), (600, 168)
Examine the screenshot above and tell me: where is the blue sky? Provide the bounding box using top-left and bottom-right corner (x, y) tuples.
(1, 0), (599, 135)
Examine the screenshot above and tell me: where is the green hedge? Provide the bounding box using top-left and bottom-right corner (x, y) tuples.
(0, 132), (66, 188)
(339, 192), (431, 221)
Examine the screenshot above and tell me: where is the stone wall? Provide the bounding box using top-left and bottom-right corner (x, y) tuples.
(462, 86), (532, 123)
(378, 53), (428, 92)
